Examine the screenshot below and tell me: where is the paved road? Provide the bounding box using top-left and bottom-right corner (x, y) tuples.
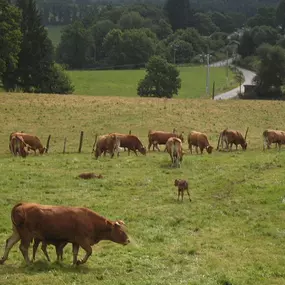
(209, 59), (256, 100)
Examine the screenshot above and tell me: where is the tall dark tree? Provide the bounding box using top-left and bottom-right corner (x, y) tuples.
(164, 0), (191, 31)
(3, 0), (73, 94)
(276, 0), (285, 32)
(0, 0), (22, 80)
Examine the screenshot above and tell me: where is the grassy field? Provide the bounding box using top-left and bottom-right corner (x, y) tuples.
(46, 25), (66, 47)
(67, 66), (236, 98)
(0, 93), (285, 285)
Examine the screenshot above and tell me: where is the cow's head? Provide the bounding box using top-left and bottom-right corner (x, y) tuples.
(241, 142), (247, 150)
(110, 220), (130, 245)
(139, 146), (147, 155)
(206, 145), (213, 154)
(174, 179), (180, 186)
(39, 147), (46, 154)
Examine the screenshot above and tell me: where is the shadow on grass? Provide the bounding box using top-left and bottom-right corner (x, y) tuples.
(1, 260), (92, 275)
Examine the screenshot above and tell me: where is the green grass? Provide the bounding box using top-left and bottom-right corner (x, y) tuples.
(0, 93), (285, 285)
(46, 25), (66, 47)
(67, 66), (236, 98)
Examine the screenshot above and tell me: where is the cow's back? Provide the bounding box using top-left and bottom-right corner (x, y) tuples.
(150, 131), (176, 144)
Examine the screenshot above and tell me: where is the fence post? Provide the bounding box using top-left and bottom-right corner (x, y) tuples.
(129, 130), (131, 135)
(45, 135), (51, 153)
(63, 137), (67, 154)
(78, 131), (84, 153)
(212, 81), (215, 100)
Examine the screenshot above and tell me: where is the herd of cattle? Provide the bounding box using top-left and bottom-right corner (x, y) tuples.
(8, 129), (285, 167)
(2, 128), (285, 266)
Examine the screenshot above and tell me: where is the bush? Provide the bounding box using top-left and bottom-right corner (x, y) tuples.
(41, 63), (74, 94)
(137, 56), (181, 98)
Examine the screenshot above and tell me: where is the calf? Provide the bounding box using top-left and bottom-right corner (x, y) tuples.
(148, 130), (184, 151)
(174, 179), (191, 202)
(166, 137), (183, 168)
(263, 129), (285, 151)
(188, 131), (213, 154)
(32, 239), (68, 262)
(10, 135), (29, 158)
(78, 173), (103, 179)
(0, 203), (130, 265)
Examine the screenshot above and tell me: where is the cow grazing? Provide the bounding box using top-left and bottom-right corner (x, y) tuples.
(9, 132), (46, 154)
(166, 137), (183, 167)
(188, 131), (213, 155)
(32, 239), (68, 262)
(221, 129), (247, 151)
(0, 203), (130, 265)
(263, 129), (285, 151)
(9, 135), (30, 158)
(109, 133), (146, 156)
(94, 134), (120, 159)
(78, 173), (103, 179)
(148, 130), (184, 151)
(174, 179), (191, 202)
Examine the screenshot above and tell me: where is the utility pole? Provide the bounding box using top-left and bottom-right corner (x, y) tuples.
(206, 53), (210, 95)
(226, 50), (229, 85)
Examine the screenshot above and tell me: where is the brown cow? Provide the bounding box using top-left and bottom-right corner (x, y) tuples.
(188, 131), (213, 154)
(174, 179), (191, 202)
(94, 134), (120, 159)
(9, 132), (46, 154)
(10, 135), (30, 158)
(221, 129), (247, 151)
(166, 137), (183, 167)
(32, 238), (68, 262)
(148, 130), (184, 151)
(109, 133), (146, 156)
(0, 203), (130, 265)
(263, 129), (285, 151)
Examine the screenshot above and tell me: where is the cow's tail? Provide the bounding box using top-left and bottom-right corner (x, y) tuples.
(11, 203), (25, 227)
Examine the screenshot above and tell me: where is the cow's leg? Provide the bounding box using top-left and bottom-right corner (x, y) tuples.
(189, 144), (192, 154)
(177, 190), (180, 201)
(200, 147), (203, 154)
(0, 230), (20, 264)
(57, 242), (67, 261)
(181, 190), (184, 202)
(72, 243), (79, 265)
(148, 142), (152, 151)
(40, 242), (51, 262)
(229, 143), (233, 152)
(278, 142), (281, 151)
(195, 146), (198, 154)
(19, 238), (32, 264)
(235, 144), (238, 150)
(186, 188), (191, 202)
(133, 149), (138, 156)
(32, 239), (40, 261)
(76, 240), (92, 265)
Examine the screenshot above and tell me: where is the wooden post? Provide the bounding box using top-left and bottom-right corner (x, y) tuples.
(45, 135), (51, 153)
(212, 81), (215, 100)
(216, 133), (221, 150)
(78, 131), (84, 153)
(244, 127), (249, 141)
(92, 134), (98, 154)
(63, 137), (67, 154)
(129, 130), (131, 135)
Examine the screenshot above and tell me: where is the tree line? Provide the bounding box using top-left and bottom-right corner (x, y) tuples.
(55, 0), (244, 69)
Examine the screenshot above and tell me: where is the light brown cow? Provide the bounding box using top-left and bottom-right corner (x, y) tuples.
(109, 133), (146, 156)
(148, 130), (184, 151)
(0, 203), (130, 265)
(9, 135), (30, 158)
(9, 132), (46, 154)
(165, 137), (183, 168)
(221, 129), (247, 151)
(188, 131), (213, 154)
(94, 134), (120, 159)
(32, 239), (67, 262)
(263, 129), (285, 151)
(174, 179), (191, 202)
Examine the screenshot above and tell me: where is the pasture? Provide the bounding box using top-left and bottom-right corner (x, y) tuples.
(0, 93), (285, 285)
(67, 66), (236, 98)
